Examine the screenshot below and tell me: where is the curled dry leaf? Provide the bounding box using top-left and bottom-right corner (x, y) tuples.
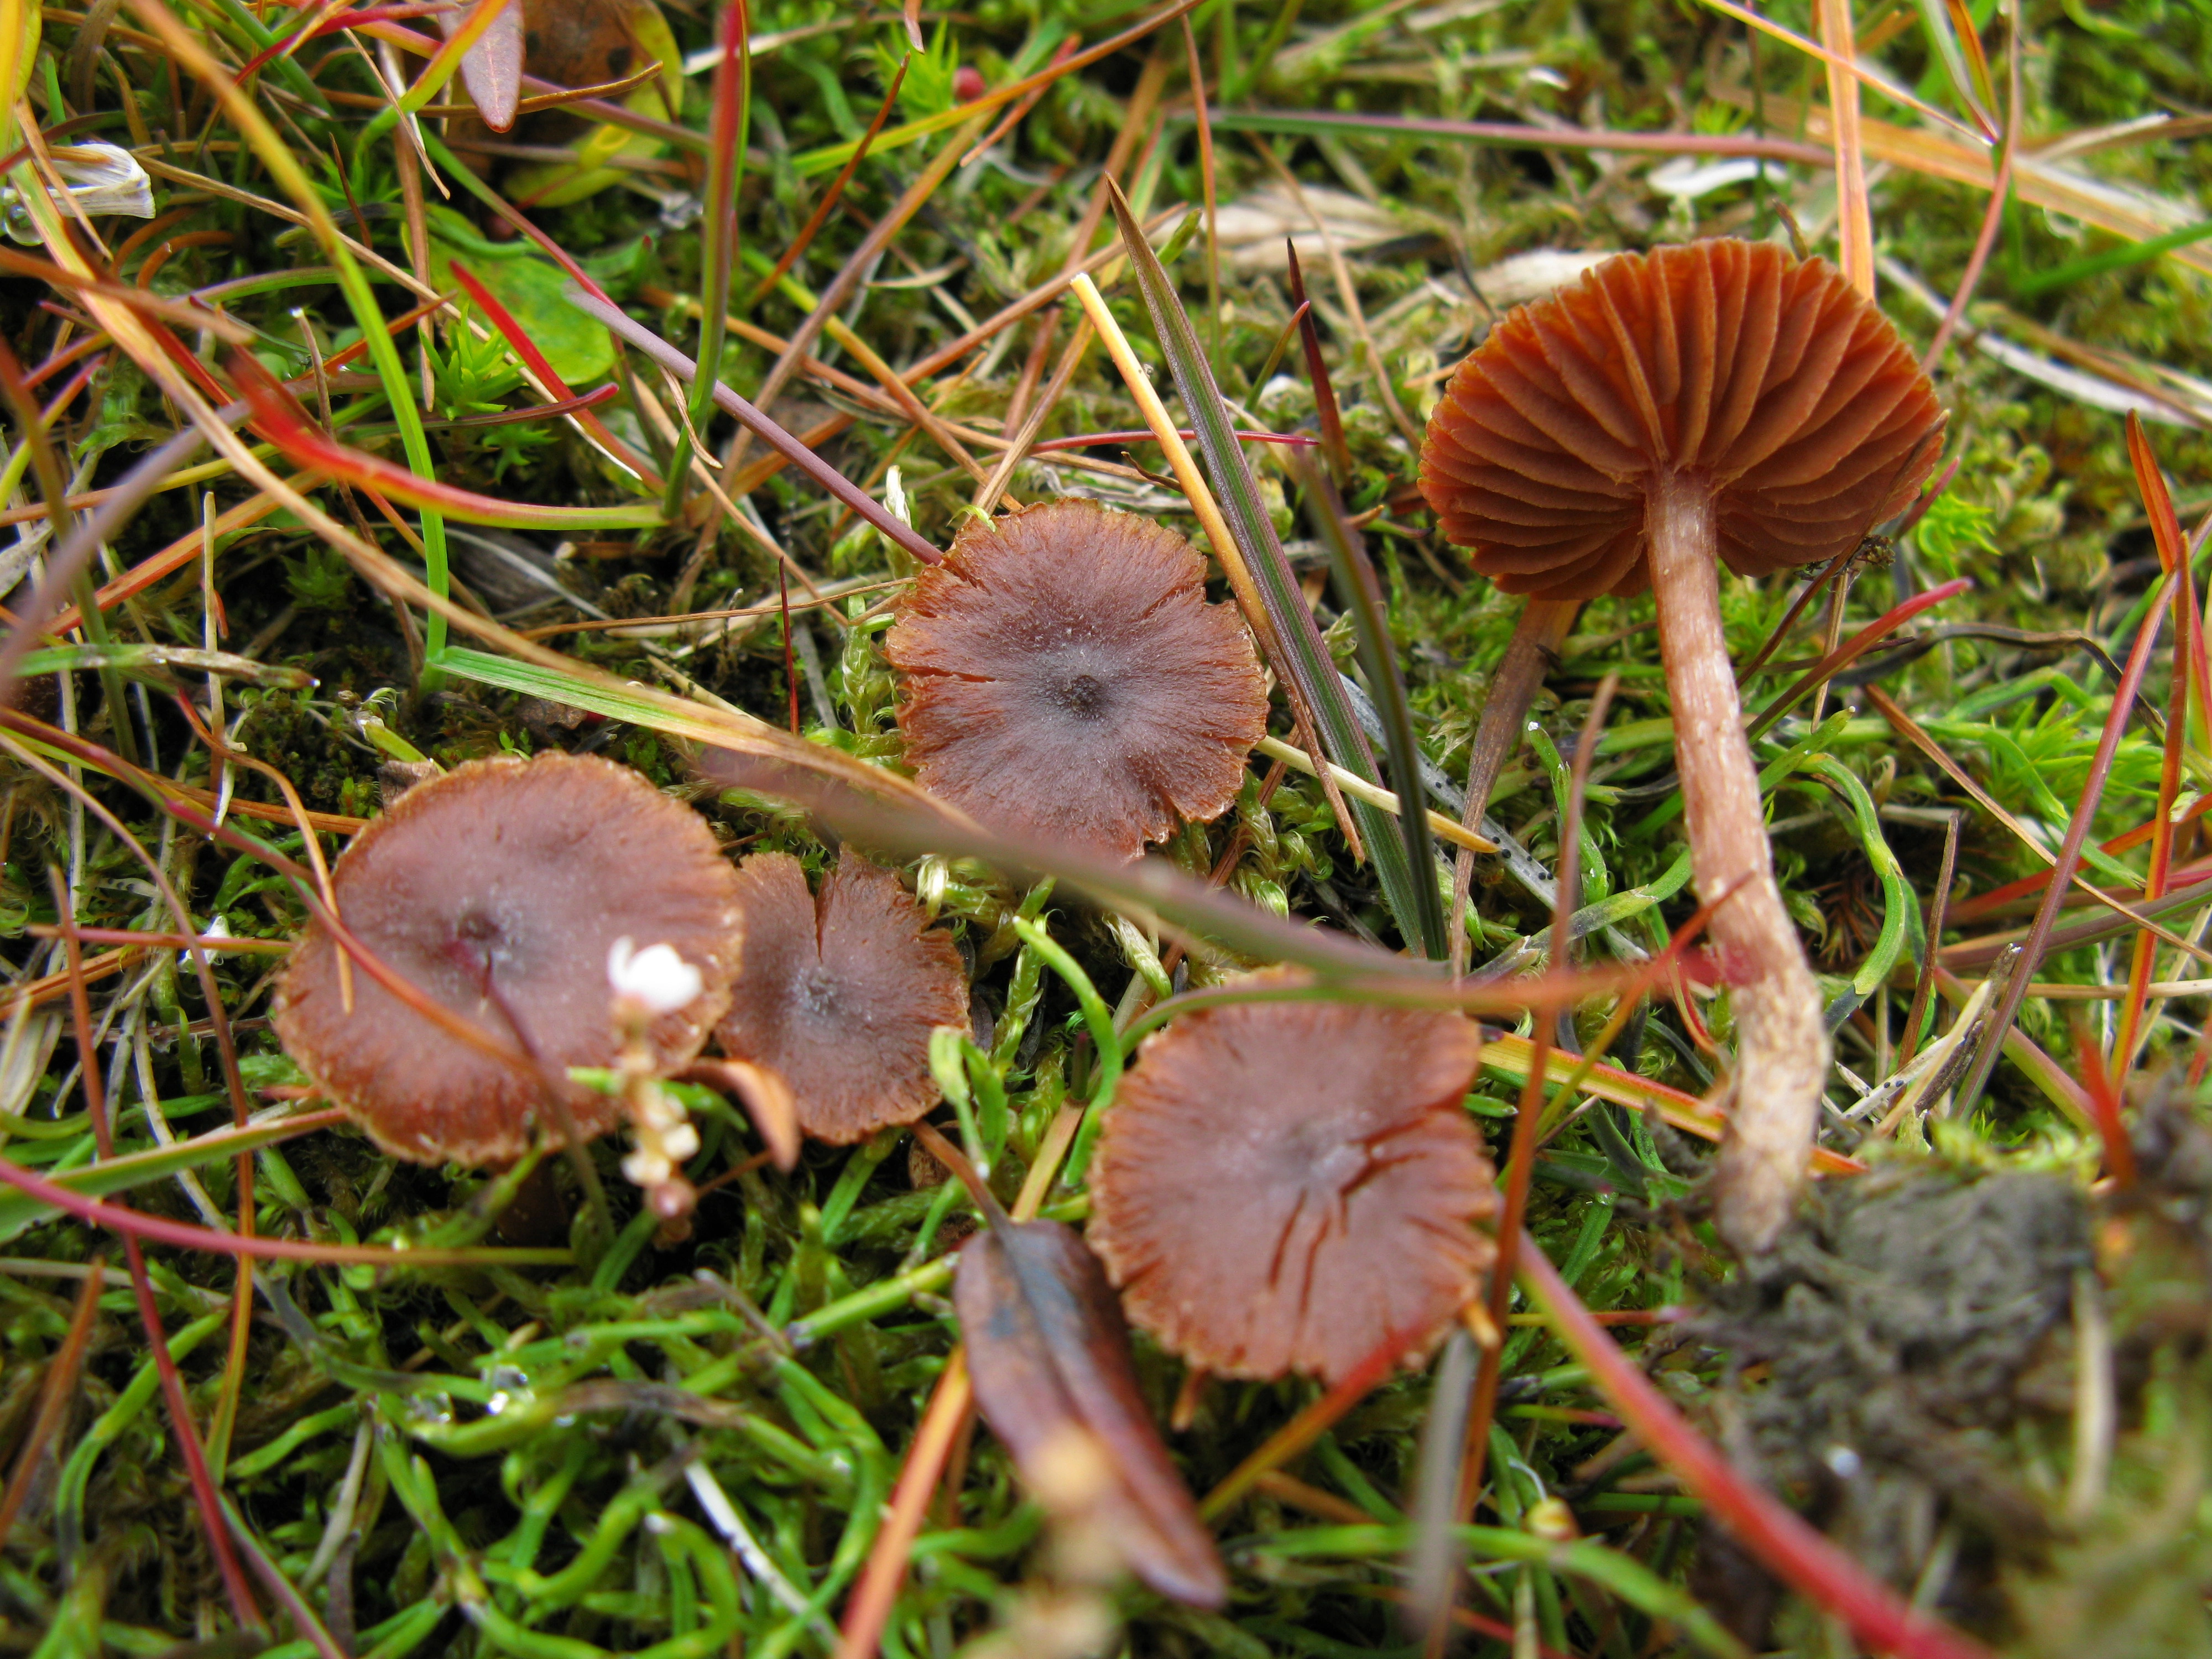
(275, 753), (741, 1166)
(956, 1215), (1228, 1609)
(1087, 975), (1498, 1385)
(713, 854), (968, 1145)
(884, 499), (1269, 862)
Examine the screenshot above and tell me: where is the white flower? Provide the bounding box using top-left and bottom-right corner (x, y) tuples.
(608, 938), (703, 1015)
(622, 1147), (672, 1188)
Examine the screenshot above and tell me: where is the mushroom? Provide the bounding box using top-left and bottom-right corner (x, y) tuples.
(883, 499), (1269, 862)
(1085, 978), (1498, 1385)
(274, 753), (741, 1166)
(1418, 239), (1945, 1251)
(713, 853), (969, 1145)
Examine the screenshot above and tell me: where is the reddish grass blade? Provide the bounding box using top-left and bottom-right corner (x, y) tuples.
(2069, 1014), (2139, 1187)
(0, 1153), (571, 1266)
(747, 56), (908, 310)
(0, 1254), (105, 1552)
(564, 289), (942, 564)
(680, 0), (749, 515)
(1199, 1320), (1430, 1521)
(2129, 413), (2211, 742)
(228, 350), (662, 529)
(53, 895), (264, 1632)
(1746, 577), (1973, 739)
(1284, 243), (1348, 484)
(2113, 414), (2205, 1066)
(1522, 1241), (1995, 1659)
(832, 1352), (973, 1659)
(1947, 797), (2212, 923)
(447, 259), (661, 486)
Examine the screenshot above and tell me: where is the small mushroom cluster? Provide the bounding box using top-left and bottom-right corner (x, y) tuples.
(275, 499), (1276, 1191)
(275, 752), (971, 1208)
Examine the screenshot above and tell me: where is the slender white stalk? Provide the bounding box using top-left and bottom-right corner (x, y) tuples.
(1646, 472), (1829, 1252)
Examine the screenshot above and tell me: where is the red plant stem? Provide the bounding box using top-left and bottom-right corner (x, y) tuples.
(1953, 570), (2174, 1116)
(1920, 141), (2015, 374)
(1199, 1320), (1422, 1521)
(2068, 1014), (2138, 1187)
(1521, 1241), (1995, 1659)
(2117, 414), (2208, 1071)
(0, 1253), (105, 1553)
(748, 58), (906, 310)
(833, 1350), (972, 1659)
(0, 1150), (565, 1265)
(1647, 472), (1827, 1253)
(54, 891), (265, 1632)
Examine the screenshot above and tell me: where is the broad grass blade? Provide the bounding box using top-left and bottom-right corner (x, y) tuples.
(1103, 181), (1435, 954)
(1292, 446), (1447, 958)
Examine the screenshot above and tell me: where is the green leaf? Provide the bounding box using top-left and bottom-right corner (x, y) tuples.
(427, 241), (613, 384)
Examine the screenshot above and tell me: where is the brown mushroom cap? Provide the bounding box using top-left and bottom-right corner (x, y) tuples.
(1086, 982), (1497, 1385)
(274, 753), (741, 1166)
(883, 499), (1269, 862)
(1420, 239), (1946, 601)
(713, 853), (969, 1145)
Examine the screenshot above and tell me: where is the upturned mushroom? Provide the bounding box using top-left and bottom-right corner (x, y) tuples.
(713, 853), (969, 1145)
(1418, 239), (1945, 1251)
(1085, 979), (1499, 1385)
(275, 752), (742, 1166)
(883, 499), (1269, 862)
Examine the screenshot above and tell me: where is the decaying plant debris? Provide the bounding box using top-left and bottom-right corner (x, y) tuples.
(2, 0), (2211, 1654)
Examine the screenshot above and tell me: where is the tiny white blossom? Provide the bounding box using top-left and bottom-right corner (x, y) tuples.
(622, 1148), (672, 1188)
(661, 1123), (700, 1162)
(608, 938), (703, 1014)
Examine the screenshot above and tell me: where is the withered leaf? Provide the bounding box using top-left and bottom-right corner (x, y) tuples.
(955, 1217), (1227, 1609)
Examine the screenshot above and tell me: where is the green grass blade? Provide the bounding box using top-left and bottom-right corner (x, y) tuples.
(1103, 180), (1434, 953)
(0, 1115), (324, 1244)
(1292, 446), (1448, 958)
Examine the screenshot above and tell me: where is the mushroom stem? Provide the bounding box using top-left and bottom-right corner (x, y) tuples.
(1646, 470), (1829, 1254)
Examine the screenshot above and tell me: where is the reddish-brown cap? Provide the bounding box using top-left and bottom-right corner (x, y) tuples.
(274, 753), (741, 1165)
(883, 499), (1269, 862)
(1420, 239), (1946, 601)
(1086, 980), (1498, 1385)
(713, 853), (969, 1145)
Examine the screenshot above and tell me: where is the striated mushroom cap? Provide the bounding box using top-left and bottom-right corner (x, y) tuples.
(1420, 239), (1947, 601)
(1086, 979), (1498, 1385)
(884, 499), (1269, 862)
(714, 853), (969, 1145)
(274, 753), (741, 1166)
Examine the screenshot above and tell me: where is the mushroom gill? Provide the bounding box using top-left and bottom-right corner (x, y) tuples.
(1086, 980), (1498, 1385)
(884, 499), (1269, 862)
(714, 853), (969, 1145)
(274, 752), (741, 1166)
(1418, 240), (1945, 1251)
